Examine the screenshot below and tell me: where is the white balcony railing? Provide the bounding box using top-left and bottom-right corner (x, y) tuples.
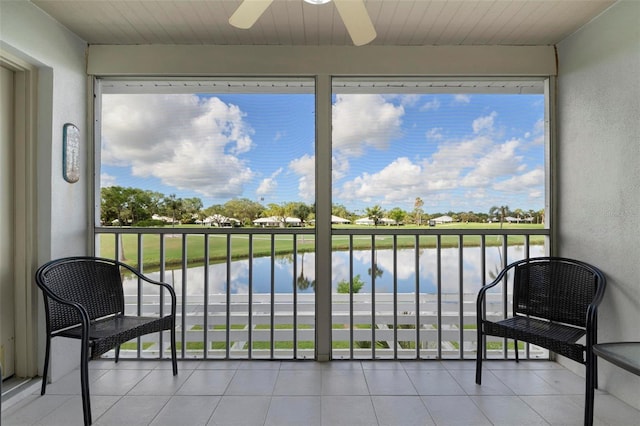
(95, 226), (549, 361)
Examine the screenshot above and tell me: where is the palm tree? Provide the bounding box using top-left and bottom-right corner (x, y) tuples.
(414, 197), (424, 225)
(165, 194), (183, 227)
(368, 263), (384, 279)
(489, 205), (509, 228)
(296, 252), (315, 292)
(365, 205), (384, 227)
(513, 208), (524, 223)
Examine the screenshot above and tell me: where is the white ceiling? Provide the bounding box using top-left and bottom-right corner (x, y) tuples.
(30, 0), (616, 46)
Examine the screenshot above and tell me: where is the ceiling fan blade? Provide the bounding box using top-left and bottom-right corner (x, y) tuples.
(229, 0), (274, 29)
(333, 0), (376, 46)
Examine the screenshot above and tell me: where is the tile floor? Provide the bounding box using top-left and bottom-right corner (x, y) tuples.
(2, 359), (639, 426)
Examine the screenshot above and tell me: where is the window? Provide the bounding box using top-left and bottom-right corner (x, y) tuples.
(331, 78), (546, 225)
(330, 78), (547, 359)
(96, 78), (317, 359)
(97, 79), (316, 229)
(94, 76), (550, 360)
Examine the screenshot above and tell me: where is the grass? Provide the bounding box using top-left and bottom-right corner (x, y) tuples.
(98, 222), (545, 269)
(119, 342), (155, 350)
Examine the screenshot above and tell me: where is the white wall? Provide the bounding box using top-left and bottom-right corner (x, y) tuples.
(557, 0), (640, 409)
(1, 1), (88, 380)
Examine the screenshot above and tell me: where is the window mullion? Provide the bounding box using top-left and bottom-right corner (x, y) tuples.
(315, 74), (332, 361)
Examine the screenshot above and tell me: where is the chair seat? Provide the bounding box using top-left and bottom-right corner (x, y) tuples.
(483, 316), (586, 363)
(58, 314), (174, 359)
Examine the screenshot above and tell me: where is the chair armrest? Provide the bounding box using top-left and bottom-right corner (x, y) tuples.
(39, 287), (92, 336)
(116, 260), (177, 317)
(476, 263), (513, 321)
(585, 268), (607, 348)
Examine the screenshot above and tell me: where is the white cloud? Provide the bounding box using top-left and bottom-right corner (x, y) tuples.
(453, 94), (471, 104)
(426, 127), (443, 140)
(256, 168), (283, 195)
(532, 135), (545, 145)
(420, 98), (440, 111)
(338, 157), (423, 204)
(529, 189), (543, 199)
(101, 94), (255, 198)
(336, 131), (540, 209)
(288, 155), (315, 202)
(493, 167), (544, 192)
(332, 94), (404, 156)
(398, 94), (421, 107)
(531, 118), (545, 145)
(423, 137), (492, 187)
(332, 155), (350, 182)
(460, 139), (524, 187)
(472, 111), (498, 134)
(101, 172), (117, 187)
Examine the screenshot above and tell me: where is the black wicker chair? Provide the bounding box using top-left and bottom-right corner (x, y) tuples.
(36, 256), (178, 426)
(475, 256), (606, 426)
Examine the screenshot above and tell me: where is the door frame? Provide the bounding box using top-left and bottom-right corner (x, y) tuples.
(0, 49), (38, 378)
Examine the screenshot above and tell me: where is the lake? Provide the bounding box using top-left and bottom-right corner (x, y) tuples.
(123, 245), (545, 295)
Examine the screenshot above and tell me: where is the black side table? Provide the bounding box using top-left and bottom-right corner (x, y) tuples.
(593, 342), (640, 376)
(587, 342), (640, 426)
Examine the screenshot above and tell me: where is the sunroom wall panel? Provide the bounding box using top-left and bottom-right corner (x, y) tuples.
(87, 45), (556, 77)
(556, 0), (640, 410)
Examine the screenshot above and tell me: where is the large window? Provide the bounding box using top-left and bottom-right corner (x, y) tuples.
(96, 79), (317, 359)
(329, 78), (547, 359)
(94, 77), (550, 360)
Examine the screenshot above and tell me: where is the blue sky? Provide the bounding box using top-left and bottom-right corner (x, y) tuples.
(101, 90), (544, 215)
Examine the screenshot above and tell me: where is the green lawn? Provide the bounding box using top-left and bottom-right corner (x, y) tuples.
(99, 222), (544, 270)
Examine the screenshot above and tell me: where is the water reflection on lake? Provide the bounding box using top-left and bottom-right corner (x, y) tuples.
(124, 245), (545, 295)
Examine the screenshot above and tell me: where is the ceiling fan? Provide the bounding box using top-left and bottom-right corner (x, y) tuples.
(229, 0), (377, 46)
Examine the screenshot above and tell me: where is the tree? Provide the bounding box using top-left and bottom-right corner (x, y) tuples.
(296, 252), (315, 292)
(513, 208), (524, 223)
(163, 194), (183, 226)
(365, 205), (384, 227)
(459, 211), (480, 223)
(332, 203), (351, 221)
(265, 203), (288, 227)
(387, 207), (406, 225)
(413, 197), (424, 225)
(368, 263), (384, 279)
(224, 198), (264, 226)
(489, 205), (509, 228)
(101, 186), (128, 225)
(337, 274), (365, 293)
(288, 202), (312, 225)
(181, 197), (204, 223)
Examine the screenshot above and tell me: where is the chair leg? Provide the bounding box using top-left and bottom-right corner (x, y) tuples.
(584, 355), (595, 426)
(515, 339), (519, 363)
(475, 329), (483, 384)
(41, 335), (51, 395)
(80, 341), (92, 425)
(115, 345), (120, 363)
(170, 326), (178, 376)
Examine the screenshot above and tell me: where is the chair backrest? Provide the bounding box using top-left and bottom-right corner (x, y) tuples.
(36, 257), (126, 333)
(512, 257), (605, 328)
